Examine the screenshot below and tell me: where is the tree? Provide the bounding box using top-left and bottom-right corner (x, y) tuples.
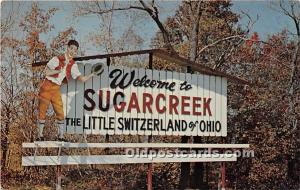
(151, 0), (299, 189)
(151, 1), (251, 188)
(73, 1), (145, 60)
(1, 1), (22, 170)
(275, 0), (299, 186)
(224, 1), (299, 188)
(1, 2), (76, 174)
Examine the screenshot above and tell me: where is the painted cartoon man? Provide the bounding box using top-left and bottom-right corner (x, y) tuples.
(37, 40), (102, 141)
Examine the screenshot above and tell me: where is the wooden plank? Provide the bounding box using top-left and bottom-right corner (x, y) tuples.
(185, 73), (193, 136)
(222, 78), (228, 136)
(32, 49), (249, 85)
(122, 67), (133, 135)
(209, 75), (216, 136)
(166, 71), (173, 136)
(74, 63), (85, 134)
(92, 62), (105, 135)
(215, 76), (222, 136)
(171, 71), (180, 136)
(145, 69), (153, 136)
(83, 64), (93, 135)
(197, 73), (204, 136)
(126, 68), (139, 135)
(107, 66), (116, 135)
(203, 75), (210, 136)
(153, 50), (249, 85)
(191, 73), (198, 136)
(138, 68), (146, 135)
(151, 71), (160, 136)
(22, 154), (238, 166)
(32, 49), (156, 67)
(99, 64), (110, 135)
(158, 70), (166, 136)
(23, 142), (250, 149)
(178, 72), (186, 136)
(89, 62), (99, 135)
(114, 67), (124, 135)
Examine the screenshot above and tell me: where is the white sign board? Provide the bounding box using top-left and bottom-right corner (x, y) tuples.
(61, 63), (227, 136)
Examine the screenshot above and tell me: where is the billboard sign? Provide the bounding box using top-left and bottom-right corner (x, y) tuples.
(61, 63), (227, 136)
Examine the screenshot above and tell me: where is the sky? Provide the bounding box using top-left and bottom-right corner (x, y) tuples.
(1, 1), (298, 54)
(232, 1), (296, 39)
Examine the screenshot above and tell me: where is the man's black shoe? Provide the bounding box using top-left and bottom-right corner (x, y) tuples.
(35, 137), (44, 141)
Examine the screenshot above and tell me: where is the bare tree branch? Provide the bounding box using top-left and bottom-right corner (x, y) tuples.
(279, 1), (300, 36)
(74, 1), (176, 53)
(189, 1), (203, 62)
(213, 38), (244, 69)
(240, 10), (259, 33)
(198, 35), (245, 55)
(197, 33), (273, 57)
(75, 5), (145, 16)
(139, 0), (175, 52)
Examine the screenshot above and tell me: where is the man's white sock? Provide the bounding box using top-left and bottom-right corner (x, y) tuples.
(57, 120), (65, 138)
(37, 120), (45, 138)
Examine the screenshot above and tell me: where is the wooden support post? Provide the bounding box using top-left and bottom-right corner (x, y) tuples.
(105, 134), (110, 154)
(147, 52), (153, 190)
(107, 57), (111, 67)
(56, 165), (62, 190)
(147, 135), (153, 190)
(220, 162), (226, 190)
(105, 57), (110, 155)
(149, 53), (153, 69)
(180, 136), (190, 189)
(147, 163), (153, 190)
(187, 65), (192, 73)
